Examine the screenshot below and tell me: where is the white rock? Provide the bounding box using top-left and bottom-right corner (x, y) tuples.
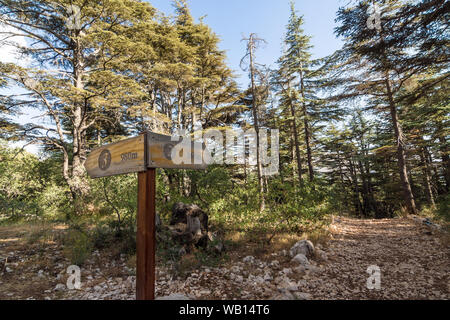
(278, 280), (299, 292)
(255, 276), (265, 284)
(290, 240), (314, 258)
(270, 260), (280, 268)
(291, 254), (310, 266)
(297, 280), (308, 287)
(243, 256), (255, 264)
(54, 284), (66, 291)
(282, 268), (293, 275)
(294, 266), (307, 273)
(198, 289), (211, 295)
(230, 266), (240, 273)
(264, 273), (273, 282)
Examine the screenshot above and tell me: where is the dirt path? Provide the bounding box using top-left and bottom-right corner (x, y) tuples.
(0, 217), (448, 300)
(303, 217), (449, 299)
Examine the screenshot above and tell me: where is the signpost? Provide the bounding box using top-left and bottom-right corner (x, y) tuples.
(85, 132), (207, 300)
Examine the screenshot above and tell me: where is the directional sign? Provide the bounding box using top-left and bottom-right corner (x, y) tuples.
(85, 135), (146, 179)
(85, 132), (207, 178)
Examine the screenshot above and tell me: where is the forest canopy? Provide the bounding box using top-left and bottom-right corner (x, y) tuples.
(0, 0), (448, 228)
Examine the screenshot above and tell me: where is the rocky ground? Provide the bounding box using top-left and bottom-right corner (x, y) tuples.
(0, 216), (448, 300)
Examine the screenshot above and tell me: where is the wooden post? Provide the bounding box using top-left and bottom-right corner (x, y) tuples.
(136, 169), (156, 300)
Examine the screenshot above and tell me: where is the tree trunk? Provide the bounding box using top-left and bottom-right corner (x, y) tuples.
(248, 34), (265, 212)
(384, 73), (417, 214)
(438, 132), (450, 192)
(288, 96), (303, 188)
(69, 34), (89, 204)
(299, 63), (314, 182)
(349, 158), (362, 216)
(420, 147), (436, 207)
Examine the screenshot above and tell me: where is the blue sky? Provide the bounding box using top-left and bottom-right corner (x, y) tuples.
(150, 0), (344, 87)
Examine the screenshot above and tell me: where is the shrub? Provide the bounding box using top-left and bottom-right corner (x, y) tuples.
(436, 194), (450, 223)
(63, 228), (93, 265)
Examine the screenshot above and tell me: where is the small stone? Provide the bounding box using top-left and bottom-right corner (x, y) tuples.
(198, 289), (211, 295)
(291, 254), (310, 267)
(54, 284), (66, 291)
(290, 240), (315, 258)
(280, 282), (299, 292)
(282, 268), (293, 275)
(264, 273), (273, 282)
(243, 256), (255, 264)
(294, 265), (306, 273)
(270, 260), (280, 268)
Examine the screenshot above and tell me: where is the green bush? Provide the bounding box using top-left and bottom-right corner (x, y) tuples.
(0, 142), (69, 222)
(436, 194), (450, 223)
(63, 228), (93, 265)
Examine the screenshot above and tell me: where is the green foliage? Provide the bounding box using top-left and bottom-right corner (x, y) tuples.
(436, 194), (450, 223)
(0, 142), (69, 222)
(90, 219), (137, 257)
(63, 228), (93, 266)
(194, 247), (229, 269)
(89, 174), (138, 225)
(156, 227), (185, 272)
